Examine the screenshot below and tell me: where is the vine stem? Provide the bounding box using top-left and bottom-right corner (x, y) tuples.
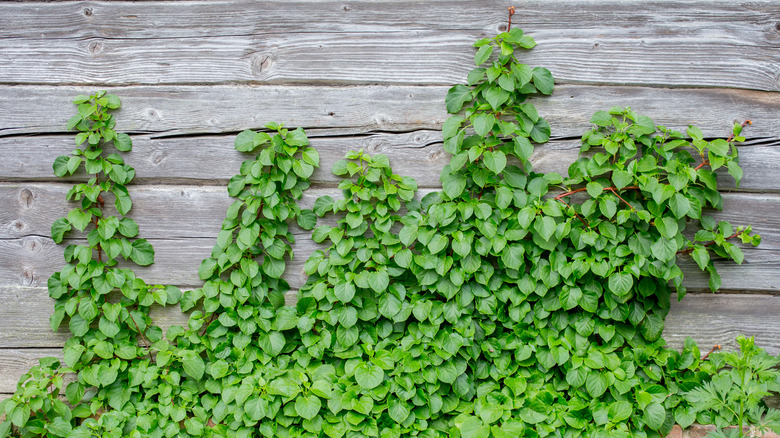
(507, 7), (515, 31)
(677, 231), (740, 255)
(128, 311), (152, 359)
(701, 344), (721, 361)
(200, 313), (218, 337)
(693, 120), (752, 171)
(604, 187), (637, 211)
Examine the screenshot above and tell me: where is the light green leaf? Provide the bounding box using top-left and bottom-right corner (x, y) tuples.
(643, 402), (666, 430)
(483, 150), (506, 174)
(130, 239), (155, 266)
(446, 85), (472, 114)
(295, 394), (321, 420)
(532, 67), (554, 94)
(475, 45), (493, 65)
(182, 352), (205, 380)
(473, 113), (496, 137)
(354, 363), (384, 390)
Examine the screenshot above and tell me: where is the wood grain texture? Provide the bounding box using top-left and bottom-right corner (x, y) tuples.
(1, 290), (779, 392)
(0, 230), (777, 294)
(0, 1), (778, 89)
(2, 184), (779, 246)
(0, 133), (778, 191)
(0, 85), (778, 139)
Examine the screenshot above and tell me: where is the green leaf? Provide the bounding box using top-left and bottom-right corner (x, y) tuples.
(234, 130), (257, 152)
(67, 209), (90, 232)
(708, 138), (730, 156)
(484, 86), (509, 110)
(474, 44), (493, 65)
(446, 85), (473, 114)
(459, 416), (490, 438)
(643, 402), (666, 430)
(655, 216), (678, 239)
(442, 171), (467, 199)
(182, 352), (205, 380)
(263, 256), (285, 279)
(51, 218), (72, 243)
(727, 160), (743, 187)
(687, 125), (703, 142)
(533, 216), (556, 241)
(442, 117), (464, 142)
(389, 399), (411, 423)
(674, 405), (697, 429)
(334, 282), (356, 302)
(609, 272), (633, 296)
(473, 113), (496, 137)
(608, 401), (633, 423)
(297, 209), (317, 230)
(669, 193), (691, 219)
(586, 372), (608, 398)
(691, 246), (710, 271)
(483, 150), (506, 174)
(532, 67), (554, 94)
(53, 156), (71, 177)
(354, 363), (384, 390)
(259, 331), (286, 357)
(114, 133), (132, 152)
(591, 111), (613, 127)
(295, 394), (321, 420)
(586, 181), (604, 197)
(130, 239), (155, 266)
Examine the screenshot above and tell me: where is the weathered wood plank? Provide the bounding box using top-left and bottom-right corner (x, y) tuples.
(1, 85), (777, 140)
(0, 286), (296, 349)
(2, 183), (778, 250)
(1, 290), (778, 392)
(0, 231), (777, 293)
(662, 293), (780, 355)
(0, 1), (778, 90)
(0, 133), (777, 191)
(0, 348), (66, 395)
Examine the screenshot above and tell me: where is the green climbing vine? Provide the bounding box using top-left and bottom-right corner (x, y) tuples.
(1, 23), (779, 438)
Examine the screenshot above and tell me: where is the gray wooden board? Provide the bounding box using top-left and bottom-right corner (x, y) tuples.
(1, 85), (778, 139)
(0, 231), (777, 294)
(1, 289), (779, 392)
(0, 1), (778, 90)
(0, 133), (778, 191)
(2, 183), (779, 246)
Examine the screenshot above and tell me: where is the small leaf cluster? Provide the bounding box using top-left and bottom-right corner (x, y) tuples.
(683, 336), (780, 437)
(573, 109), (760, 297)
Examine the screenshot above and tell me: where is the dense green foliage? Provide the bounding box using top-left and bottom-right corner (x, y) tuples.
(1, 28), (779, 438)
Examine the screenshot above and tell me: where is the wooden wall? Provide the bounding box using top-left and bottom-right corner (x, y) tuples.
(1, 0), (779, 399)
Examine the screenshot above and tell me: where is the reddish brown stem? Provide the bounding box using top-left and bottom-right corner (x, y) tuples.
(200, 313), (218, 337)
(677, 231), (741, 255)
(507, 7), (515, 31)
(701, 344), (721, 361)
(557, 197), (590, 228)
(555, 186), (639, 201)
(604, 187), (636, 211)
(128, 312), (151, 358)
(555, 187), (587, 200)
(693, 120), (751, 171)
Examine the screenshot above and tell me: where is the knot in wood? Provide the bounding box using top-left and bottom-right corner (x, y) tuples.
(21, 268), (34, 286)
(251, 54), (274, 77)
(84, 7), (93, 16)
(88, 41), (104, 54)
(19, 188), (33, 208)
(12, 220), (26, 232)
